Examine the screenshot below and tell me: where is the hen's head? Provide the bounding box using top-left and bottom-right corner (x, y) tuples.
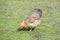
(20, 21), (28, 29)
(17, 21), (28, 31)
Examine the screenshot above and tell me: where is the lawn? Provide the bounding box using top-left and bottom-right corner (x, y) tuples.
(0, 0), (60, 40)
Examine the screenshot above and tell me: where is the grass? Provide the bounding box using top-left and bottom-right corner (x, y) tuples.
(0, 0), (60, 40)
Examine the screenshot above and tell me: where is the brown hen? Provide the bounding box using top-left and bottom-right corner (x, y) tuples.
(18, 9), (42, 31)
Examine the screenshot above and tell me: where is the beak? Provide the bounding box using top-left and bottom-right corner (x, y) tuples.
(17, 28), (21, 31)
(17, 26), (24, 31)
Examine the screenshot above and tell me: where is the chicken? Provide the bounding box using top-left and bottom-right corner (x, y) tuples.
(18, 9), (42, 31)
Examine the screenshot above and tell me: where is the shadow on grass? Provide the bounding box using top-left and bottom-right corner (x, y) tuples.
(17, 28), (35, 31)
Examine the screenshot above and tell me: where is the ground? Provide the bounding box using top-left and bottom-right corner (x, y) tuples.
(0, 0), (60, 40)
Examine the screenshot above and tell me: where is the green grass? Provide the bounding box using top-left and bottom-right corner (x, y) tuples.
(0, 0), (60, 40)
